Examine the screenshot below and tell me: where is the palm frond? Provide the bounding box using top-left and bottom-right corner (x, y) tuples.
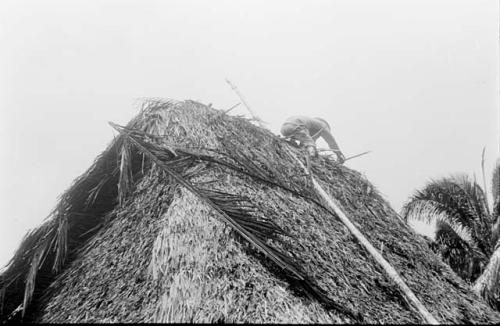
(473, 239), (500, 310)
(461, 176), (490, 221)
(117, 138), (133, 206)
(403, 199), (477, 249)
(51, 215), (68, 273)
(453, 176), (492, 253)
(111, 122), (359, 319)
(454, 175), (491, 229)
(402, 176), (491, 252)
(402, 176), (496, 282)
(198, 188), (283, 240)
(492, 218), (500, 250)
(84, 176), (110, 209)
(23, 234), (52, 317)
(112, 123), (326, 211)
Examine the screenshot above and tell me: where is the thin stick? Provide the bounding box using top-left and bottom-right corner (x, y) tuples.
(225, 102), (241, 113)
(225, 79), (267, 129)
(207, 102), (241, 125)
(320, 150), (371, 162)
(345, 151), (371, 162)
(482, 147), (490, 211)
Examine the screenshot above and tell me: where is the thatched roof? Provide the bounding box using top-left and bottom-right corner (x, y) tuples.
(1, 99), (499, 323)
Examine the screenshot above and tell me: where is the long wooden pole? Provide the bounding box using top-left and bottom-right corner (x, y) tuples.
(225, 79), (267, 129)
(225, 80), (439, 324)
(288, 150), (439, 325)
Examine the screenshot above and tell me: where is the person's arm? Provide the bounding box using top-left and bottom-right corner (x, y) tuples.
(321, 130), (345, 163)
(320, 130), (340, 152)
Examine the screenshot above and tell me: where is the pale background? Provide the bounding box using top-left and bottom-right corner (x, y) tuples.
(0, 0), (498, 268)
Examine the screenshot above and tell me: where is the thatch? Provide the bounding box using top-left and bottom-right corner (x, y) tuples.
(1, 99), (499, 324)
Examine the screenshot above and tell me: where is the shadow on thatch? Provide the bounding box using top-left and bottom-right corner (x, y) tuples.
(1, 99), (499, 323)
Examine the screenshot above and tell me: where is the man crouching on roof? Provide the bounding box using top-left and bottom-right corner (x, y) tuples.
(280, 116), (345, 164)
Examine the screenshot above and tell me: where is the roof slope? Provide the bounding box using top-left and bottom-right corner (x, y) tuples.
(1, 99), (499, 323)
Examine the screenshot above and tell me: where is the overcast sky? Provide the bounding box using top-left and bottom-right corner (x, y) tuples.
(0, 0), (498, 268)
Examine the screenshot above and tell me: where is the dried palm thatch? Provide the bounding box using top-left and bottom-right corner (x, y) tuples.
(1, 99), (499, 324)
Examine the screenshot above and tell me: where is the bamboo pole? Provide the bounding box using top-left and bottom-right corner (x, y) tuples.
(225, 79), (267, 129)
(288, 150), (439, 325)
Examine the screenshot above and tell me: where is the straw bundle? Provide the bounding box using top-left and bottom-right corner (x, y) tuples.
(1, 99), (499, 323)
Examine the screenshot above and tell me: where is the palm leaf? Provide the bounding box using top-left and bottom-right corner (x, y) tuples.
(492, 218), (500, 250)
(452, 176), (491, 253)
(473, 239), (500, 309)
(51, 215), (68, 273)
(455, 175), (490, 223)
(111, 123), (305, 281)
(402, 176), (495, 281)
(22, 233), (53, 317)
(117, 137), (133, 206)
(403, 176), (491, 253)
(110, 122), (360, 319)
(113, 123), (328, 212)
(403, 199), (478, 249)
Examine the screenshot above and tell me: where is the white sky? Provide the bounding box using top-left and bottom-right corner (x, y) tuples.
(0, 0), (498, 268)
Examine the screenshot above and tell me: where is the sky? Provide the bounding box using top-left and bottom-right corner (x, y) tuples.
(0, 0), (498, 268)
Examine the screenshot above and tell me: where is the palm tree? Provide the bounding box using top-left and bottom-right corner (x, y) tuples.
(401, 161), (500, 309)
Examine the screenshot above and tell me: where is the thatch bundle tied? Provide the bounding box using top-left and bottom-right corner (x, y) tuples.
(1, 99), (499, 323)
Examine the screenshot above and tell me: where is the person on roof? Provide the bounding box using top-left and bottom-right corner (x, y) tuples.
(280, 116), (345, 164)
